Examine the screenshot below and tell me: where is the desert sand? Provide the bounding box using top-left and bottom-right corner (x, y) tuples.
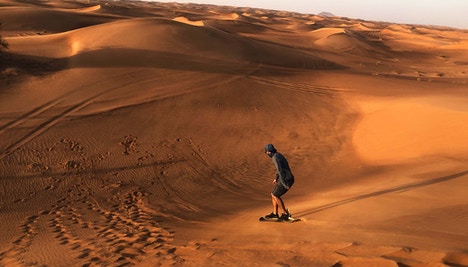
(1, 0), (468, 266)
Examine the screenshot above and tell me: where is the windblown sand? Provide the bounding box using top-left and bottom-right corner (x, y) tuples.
(1, 0), (468, 266)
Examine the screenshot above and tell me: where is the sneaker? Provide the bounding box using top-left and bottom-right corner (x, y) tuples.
(279, 213), (290, 221)
(265, 212), (279, 219)
(279, 209), (292, 221)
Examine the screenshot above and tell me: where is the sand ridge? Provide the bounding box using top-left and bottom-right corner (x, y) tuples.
(1, 0), (468, 266)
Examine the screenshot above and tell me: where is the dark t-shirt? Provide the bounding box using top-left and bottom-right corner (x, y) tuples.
(272, 152), (294, 188)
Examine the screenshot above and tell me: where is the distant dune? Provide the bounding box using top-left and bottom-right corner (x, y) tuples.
(319, 11), (335, 17)
(1, 0), (467, 266)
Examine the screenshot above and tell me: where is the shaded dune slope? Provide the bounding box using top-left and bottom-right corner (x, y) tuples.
(7, 18), (341, 70)
(0, 5), (120, 35)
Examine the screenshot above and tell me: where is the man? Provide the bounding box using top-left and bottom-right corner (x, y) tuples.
(264, 143), (294, 220)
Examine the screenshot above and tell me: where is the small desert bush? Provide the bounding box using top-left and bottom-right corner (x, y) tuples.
(2, 67), (18, 77)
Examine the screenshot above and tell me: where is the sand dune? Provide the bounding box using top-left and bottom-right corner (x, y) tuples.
(314, 32), (375, 54)
(8, 17), (342, 72)
(0, 5), (119, 36)
(73, 4), (101, 12)
(1, 0), (468, 266)
(308, 28), (345, 39)
(172, 16), (204, 27)
(354, 95), (468, 164)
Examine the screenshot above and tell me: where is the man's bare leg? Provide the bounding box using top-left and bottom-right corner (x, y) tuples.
(271, 193), (278, 214)
(271, 193), (287, 214)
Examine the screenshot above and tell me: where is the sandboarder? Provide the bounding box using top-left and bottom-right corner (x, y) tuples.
(263, 144), (294, 221)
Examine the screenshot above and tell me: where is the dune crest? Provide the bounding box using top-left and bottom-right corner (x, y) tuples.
(74, 4), (101, 12)
(172, 16), (204, 26)
(308, 27), (346, 39)
(214, 12), (239, 20)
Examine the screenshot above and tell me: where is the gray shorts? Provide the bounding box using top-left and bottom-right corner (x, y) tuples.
(272, 183), (289, 197)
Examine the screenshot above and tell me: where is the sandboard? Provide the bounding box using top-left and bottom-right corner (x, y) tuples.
(259, 216), (301, 223)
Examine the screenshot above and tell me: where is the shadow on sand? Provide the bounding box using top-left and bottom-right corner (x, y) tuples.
(296, 170), (468, 217)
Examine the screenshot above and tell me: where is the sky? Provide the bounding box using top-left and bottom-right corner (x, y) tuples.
(151, 0), (468, 29)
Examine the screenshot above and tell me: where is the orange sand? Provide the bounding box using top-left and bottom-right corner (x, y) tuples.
(1, 0), (467, 266)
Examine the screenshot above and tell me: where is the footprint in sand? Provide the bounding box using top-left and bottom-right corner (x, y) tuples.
(2, 189), (181, 266)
